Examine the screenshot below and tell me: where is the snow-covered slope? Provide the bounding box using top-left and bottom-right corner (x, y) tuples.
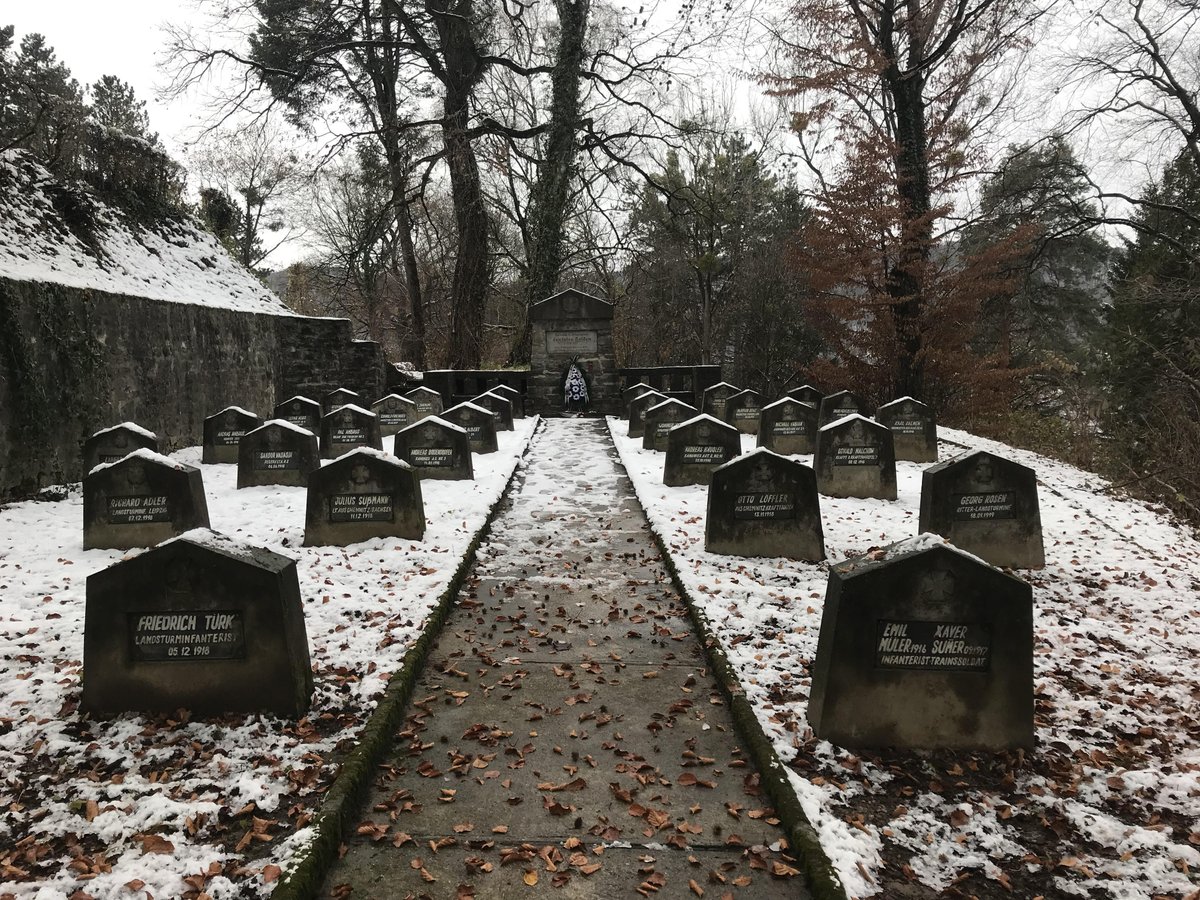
(0, 150), (292, 315)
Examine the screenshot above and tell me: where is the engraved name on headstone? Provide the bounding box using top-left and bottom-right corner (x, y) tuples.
(701, 382), (741, 420)
(371, 394), (419, 436)
(724, 389), (763, 435)
(817, 389), (868, 429)
(202, 407), (262, 465)
(84, 450), (210, 550)
(273, 396), (321, 433)
(237, 420), (319, 488)
(814, 415), (897, 500)
(876, 396), (938, 463)
(320, 404), (384, 459)
(642, 398), (700, 452)
(440, 402), (499, 454)
(757, 397), (818, 455)
(405, 386), (444, 419)
(393, 417), (474, 480)
(662, 414), (741, 487)
(304, 449), (425, 546)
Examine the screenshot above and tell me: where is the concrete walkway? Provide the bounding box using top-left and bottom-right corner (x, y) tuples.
(323, 419), (808, 898)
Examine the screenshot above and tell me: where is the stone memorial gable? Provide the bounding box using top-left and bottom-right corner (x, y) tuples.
(83, 450), (210, 550)
(393, 417), (473, 480)
(724, 388), (763, 434)
(237, 419), (320, 488)
(320, 404), (384, 458)
(786, 384), (823, 408)
(626, 390), (667, 439)
(82, 528), (313, 717)
(304, 448), (425, 546)
(322, 386), (361, 413)
(620, 382), (654, 418)
(83, 422), (159, 473)
(701, 382), (741, 420)
(202, 406), (262, 465)
(642, 398), (700, 452)
(817, 389), (868, 429)
(704, 448), (824, 560)
(757, 397), (818, 456)
(815, 414), (898, 500)
(441, 401), (499, 454)
(529, 289), (618, 415)
(877, 396), (938, 463)
(807, 537), (1034, 749)
(663, 414), (741, 486)
(372, 394), (419, 437)
(405, 385), (444, 419)
(490, 383), (526, 418)
(273, 395), (321, 433)
(472, 391), (515, 431)
(919, 450), (1045, 568)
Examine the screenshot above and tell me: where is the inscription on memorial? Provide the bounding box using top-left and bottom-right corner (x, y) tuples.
(108, 495), (170, 524)
(832, 406), (857, 419)
(253, 450), (300, 471)
(378, 413), (407, 427)
(215, 429), (245, 446)
(773, 421), (810, 436)
(284, 415), (311, 429)
(331, 427), (366, 444)
(954, 492), (1015, 520)
(875, 620), (991, 671)
(329, 493), (393, 522)
(410, 447), (455, 467)
(833, 446), (880, 467)
(129, 610), (246, 662)
(682, 444), (725, 464)
(890, 418), (925, 434)
(733, 492), (796, 520)
(546, 331), (598, 354)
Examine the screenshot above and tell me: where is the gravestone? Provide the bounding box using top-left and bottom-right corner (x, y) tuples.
(724, 388), (763, 434)
(304, 449), (425, 546)
(786, 384), (823, 408)
(919, 451), (1045, 568)
(322, 387), (361, 413)
(472, 391), (515, 431)
(393, 417), (474, 480)
(82, 528), (313, 717)
(662, 414), (741, 487)
(83, 422), (159, 473)
(642, 398), (700, 452)
(807, 538), (1034, 749)
(704, 448), (824, 561)
(817, 390), (868, 429)
(529, 289), (619, 415)
(490, 383), (525, 419)
(202, 407), (262, 464)
(405, 386), (444, 419)
(757, 397), (818, 455)
(441, 402), (499, 454)
(815, 415), (898, 500)
(877, 396), (938, 463)
(701, 382), (741, 420)
(372, 394), (419, 437)
(620, 382), (654, 418)
(273, 395), (321, 433)
(83, 450), (210, 550)
(237, 420), (319, 488)
(320, 404), (384, 458)
(626, 390), (667, 439)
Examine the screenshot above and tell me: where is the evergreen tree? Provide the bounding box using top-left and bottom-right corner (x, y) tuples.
(89, 75), (155, 142)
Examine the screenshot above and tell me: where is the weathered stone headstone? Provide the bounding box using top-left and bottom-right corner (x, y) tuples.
(757, 397), (818, 455)
(642, 398), (700, 452)
(405, 386), (444, 419)
(304, 449), (425, 546)
(83, 422), (159, 473)
(817, 389), (868, 429)
(441, 402), (499, 454)
(529, 289), (618, 415)
(626, 390), (667, 438)
(786, 384), (823, 408)
(202, 407), (262, 464)
(322, 387), (361, 413)
(472, 391), (515, 431)
(371, 394), (419, 437)
(83, 450), (210, 550)
(919, 450), (1045, 568)
(876, 396), (938, 463)
(320, 404), (384, 458)
(663, 414), (741, 486)
(704, 448), (824, 560)
(807, 537), (1034, 749)
(724, 388), (763, 434)
(273, 395), (321, 433)
(620, 382), (654, 418)
(393, 417), (473, 480)
(490, 383), (525, 418)
(237, 420), (319, 488)
(82, 528), (313, 717)
(701, 382), (741, 420)
(815, 415), (898, 500)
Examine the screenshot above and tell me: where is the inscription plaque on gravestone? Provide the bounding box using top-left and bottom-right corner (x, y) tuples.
(83, 529), (313, 716)
(919, 450), (1044, 568)
(757, 397), (818, 455)
(202, 407), (262, 464)
(441, 402), (499, 454)
(662, 414), (741, 487)
(701, 382), (741, 420)
(815, 415), (897, 500)
(237, 420), (319, 488)
(322, 387), (361, 413)
(817, 390), (868, 429)
(320, 404), (384, 458)
(273, 396), (321, 433)
(627, 390), (667, 439)
(642, 398), (700, 452)
(405, 386), (444, 419)
(393, 417), (473, 480)
(807, 538), (1033, 749)
(786, 384), (823, 408)
(724, 389), (763, 435)
(876, 396), (938, 463)
(472, 391), (515, 431)
(83, 422), (159, 472)
(84, 450), (210, 550)
(704, 449), (824, 560)
(546, 331), (598, 355)
(620, 382), (654, 419)
(371, 394), (419, 436)
(305, 449), (425, 545)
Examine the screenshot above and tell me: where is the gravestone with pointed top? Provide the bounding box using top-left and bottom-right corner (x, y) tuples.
(815, 415), (898, 500)
(627, 390), (667, 439)
(83, 450), (210, 550)
(701, 382), (741, 420)
(83, 423), (159, 473)
(304, 449), (425, 545)
(877, 397), (938, 463)
(621, 382), (654, 418)
(787, 384), (823, 408)
(393, 417), (473, 480)
(758, 397), (818, 455)
(817, 390), (868, 429)
(472, 391), (515, 431)
(662, 414), (741, 486)
(724, 389), (763, 434)
(372, 394), (419, 437)
(237, 420), (319, 488)
(441, 402), (499, 454)
(202, 407), (261, 464)
(320, 404), (383, 458)
(642, 398), (700, 452)
(273, 396), (321, 433)
(490, 383), (525, 418)
(405, 386), (444, 420)
(322, 387), (361, 413)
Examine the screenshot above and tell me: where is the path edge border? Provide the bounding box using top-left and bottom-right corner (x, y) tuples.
(606, 418), (849, 900)
(272, 418), (544, 900)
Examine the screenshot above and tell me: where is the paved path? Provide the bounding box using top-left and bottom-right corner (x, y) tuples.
(323, 419), (808, 898)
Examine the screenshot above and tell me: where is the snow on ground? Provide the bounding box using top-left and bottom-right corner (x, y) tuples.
(610, 417), (1200, 899)
(0, 418), (536, 898)
(0, 151), (292, 315)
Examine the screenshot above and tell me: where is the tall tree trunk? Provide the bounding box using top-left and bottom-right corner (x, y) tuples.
(395, 200), (426, 369)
